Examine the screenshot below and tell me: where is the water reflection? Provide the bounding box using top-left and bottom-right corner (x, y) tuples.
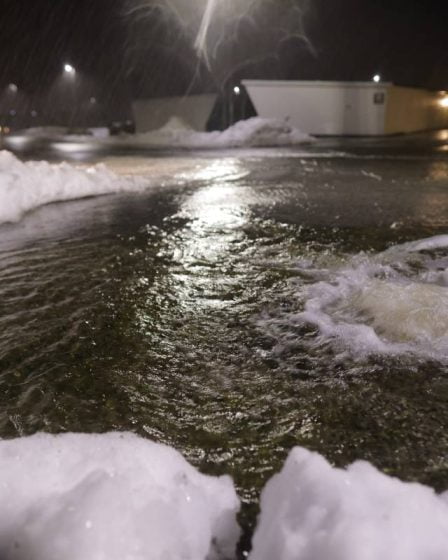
(170, 181), (250, 311)
(190, 159), (250, 183)
(183, 183), (249, 228)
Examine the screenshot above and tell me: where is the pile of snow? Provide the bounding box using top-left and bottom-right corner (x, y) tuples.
(157, 116), (193, 132)
(1, 433), (448, 559)
(0, 151), (144, 224)
(250, 447), (448, 560)
(262, 234), (448, 361)
(88, 127), (110, 139)
(130, 117), (313, 149)
(4, 118), (312, 151)
(349, 279), (448, 344)
(0, 432), (240, 560)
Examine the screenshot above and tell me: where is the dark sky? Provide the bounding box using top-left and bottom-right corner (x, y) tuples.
(1, 0), (448, 121)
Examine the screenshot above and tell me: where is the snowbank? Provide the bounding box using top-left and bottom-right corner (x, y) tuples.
(250, 447), (448, 560)
(1, 434), (448, 559)
(0, 432), (240, 560)
(5, 118), (312, 151)
(0, 151), (143, 224)
(260, 234), (448, 361)
(129, 117), (313, 149)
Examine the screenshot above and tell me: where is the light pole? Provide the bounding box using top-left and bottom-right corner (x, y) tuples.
(229, 85), (241, 127)
(62, 63), (77, 126)
(2, 84), (19, 131)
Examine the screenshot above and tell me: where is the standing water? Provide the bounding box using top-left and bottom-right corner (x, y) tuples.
(1, 143), (448, 555)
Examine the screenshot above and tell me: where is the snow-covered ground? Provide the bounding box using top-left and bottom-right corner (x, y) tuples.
(1, 434), (448, 559)
(2, 127), (448, 558)
(0, 151), (146, 224)
(4, 117), (313, 151)
(126, 117), (313, 149)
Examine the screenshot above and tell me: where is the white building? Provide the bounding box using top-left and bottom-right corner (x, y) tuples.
(132, 94), (217, 133)
(242, 80), (448, 136)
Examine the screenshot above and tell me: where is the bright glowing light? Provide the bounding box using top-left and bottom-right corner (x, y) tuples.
(439, 96), (448, 108)
(193, 0), (218, 67)
(8, 83), (18, 93)
(233, 86), (241, 95)
(125, 0), (312, 80)
(64, 63), (75, 74)
(373, 74), (381, 83)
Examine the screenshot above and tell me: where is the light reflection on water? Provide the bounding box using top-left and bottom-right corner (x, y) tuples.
(169, 182), (250, 311)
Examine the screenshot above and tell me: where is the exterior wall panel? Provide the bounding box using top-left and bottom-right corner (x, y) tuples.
(385, 87), (448, 134)
(132, 94), (217, 133)
(242, 80), (387, 135)
(243, 80), (448, 136)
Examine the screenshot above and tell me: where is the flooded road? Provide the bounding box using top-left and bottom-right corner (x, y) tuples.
(1, 142), (448, 540)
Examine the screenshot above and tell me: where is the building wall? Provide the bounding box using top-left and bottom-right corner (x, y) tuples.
(385, 86), (448, 134)
(242, 80), (388, 135)
(132, 94), (217, 133)
(243, 80), (448, 136)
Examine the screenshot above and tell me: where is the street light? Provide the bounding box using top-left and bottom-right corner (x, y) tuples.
(64, 63), (75, 75)
(229, 85), (242, 126)
(373, 74), (381, 83)
(8, 83), (18, 93)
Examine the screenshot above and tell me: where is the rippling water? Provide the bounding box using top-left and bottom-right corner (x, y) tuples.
(2, 152), (448, 541)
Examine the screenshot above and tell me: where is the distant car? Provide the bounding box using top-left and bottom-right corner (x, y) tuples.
(109, 120), (135, 135)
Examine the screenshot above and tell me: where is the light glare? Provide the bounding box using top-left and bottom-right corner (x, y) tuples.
(64, 63), (75, 74)
(373, 74), (381, 83)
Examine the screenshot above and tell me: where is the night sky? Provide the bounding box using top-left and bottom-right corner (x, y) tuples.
(1, 0), (447, 124)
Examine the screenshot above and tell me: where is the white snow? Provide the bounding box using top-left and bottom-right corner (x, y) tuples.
(0, 151), (146, 224)
(349, 279), (448, 344)
(0, 432), (240, 560)
(128, 117), (313, 149)
(1, 434), (448, 559)
(266, 235), (448, 361)
(250, 447), (448, 560)
(88, 127), (110, 139)
(5, 117), (312, 151)
(0, 151), (263, 225)
(407, 234), (448, 253)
